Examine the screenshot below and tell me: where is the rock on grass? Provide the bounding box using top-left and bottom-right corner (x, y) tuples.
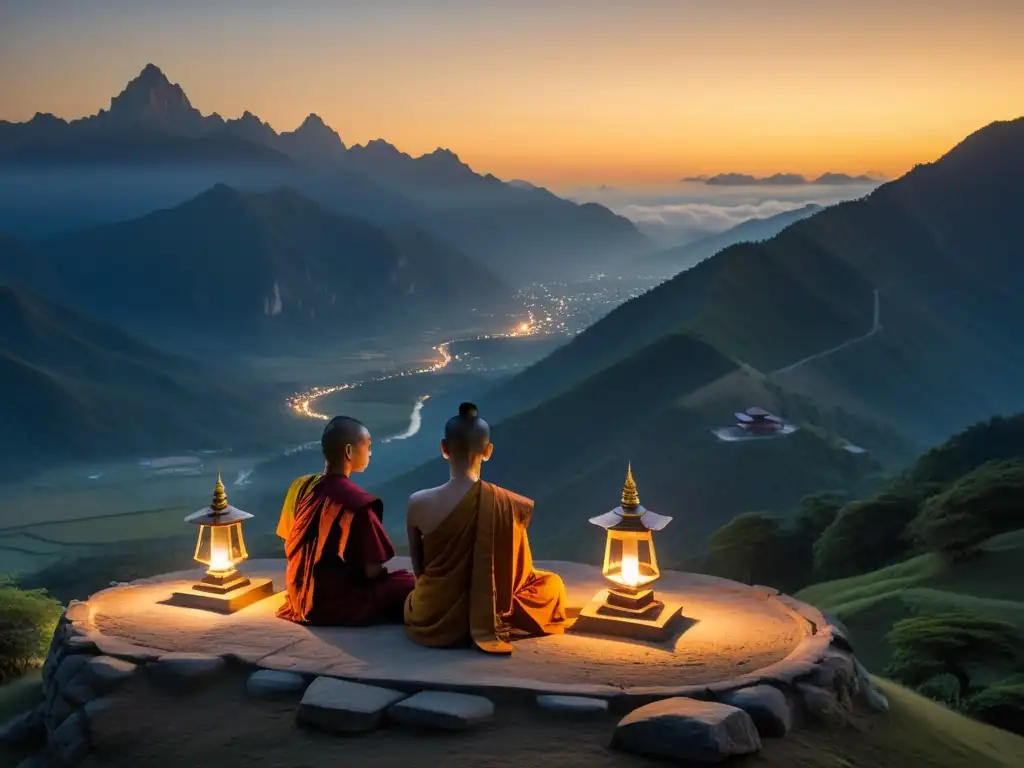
(612, 697), (761, 764)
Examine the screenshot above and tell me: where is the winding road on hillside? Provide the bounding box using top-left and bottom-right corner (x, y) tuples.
(771, 287), (881, 375)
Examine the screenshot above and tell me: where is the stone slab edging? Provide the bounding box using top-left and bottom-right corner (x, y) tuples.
(55, 579), (836, 706)
(58, 573), (831, 704)
(10, 565), (889, 766)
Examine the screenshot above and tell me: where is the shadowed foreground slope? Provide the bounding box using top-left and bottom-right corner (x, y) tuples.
(7, 673), (1018, 768)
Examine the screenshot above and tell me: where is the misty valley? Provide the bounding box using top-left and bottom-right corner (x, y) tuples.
(2, 50), (1024, 768)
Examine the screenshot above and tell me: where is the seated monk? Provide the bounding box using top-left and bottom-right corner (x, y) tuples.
(404, 402), (567, 653)
(276, 415), (414, 626)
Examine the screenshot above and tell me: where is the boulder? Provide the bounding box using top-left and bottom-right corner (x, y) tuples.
(389, 691), (494, 731)
(722, 685), (792, 737)
(796, 683), (847, 727)
(147, 653), (225, 689)
(246, 670), (308, 699)
(50, 710), (89, 766)
(84, 657), (137, 693)
(297, 677), (406, 735)
(809, 650), (856, 691)
(535, 695), (609, 717)
(612, 698), (761, 764)
(44, 695), (74, 737)
(61, 674), (96, 707)
(0, 705), (45, 747)
(54, 655), (90, 690)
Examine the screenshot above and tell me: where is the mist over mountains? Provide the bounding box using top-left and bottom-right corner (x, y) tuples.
(23, 184), (514, 352)
(0, 64), (646, 283)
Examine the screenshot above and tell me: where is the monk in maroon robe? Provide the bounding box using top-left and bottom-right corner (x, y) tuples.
(276, 416), (414, 626)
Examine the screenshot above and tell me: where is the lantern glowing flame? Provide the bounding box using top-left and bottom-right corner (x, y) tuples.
(591, 464), (669, 595)
(620, 552), (641, 589)
(569, 463), (682, 641)
(166, 473), (275, 614)
(185, 473), (253, 592)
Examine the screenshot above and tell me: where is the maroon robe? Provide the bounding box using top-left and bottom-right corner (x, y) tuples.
(277, 473), (414, 626)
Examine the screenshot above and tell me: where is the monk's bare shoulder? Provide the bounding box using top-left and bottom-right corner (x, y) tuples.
(407, 485), (445, 523)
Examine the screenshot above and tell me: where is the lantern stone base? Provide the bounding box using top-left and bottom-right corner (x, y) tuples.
(164, 577), (275, 615)
(570, 588), (683, 643)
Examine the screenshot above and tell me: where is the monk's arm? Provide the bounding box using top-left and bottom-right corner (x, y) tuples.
(406, 500), (425, 578)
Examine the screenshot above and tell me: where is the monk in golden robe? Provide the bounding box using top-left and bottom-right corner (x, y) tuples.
(277, 416), (414, 626)
(404, 402), (567, 653)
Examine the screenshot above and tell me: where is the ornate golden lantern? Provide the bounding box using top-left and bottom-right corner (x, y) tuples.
(188, 473), (252, 591)
(571, 464), (682, 641)
(166, 474), (274, 614)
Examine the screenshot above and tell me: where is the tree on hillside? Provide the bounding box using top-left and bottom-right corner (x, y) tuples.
(885, 614), (1022, 701)
(814, 488), (920, 578)
(0, 576), (63, 683)
(793, 492), (845, 541)
(907, 459), (1024, 561)
(708, 512), (783, 585)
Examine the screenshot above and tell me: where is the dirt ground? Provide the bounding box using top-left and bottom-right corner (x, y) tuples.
(63, 674), (1024, 768)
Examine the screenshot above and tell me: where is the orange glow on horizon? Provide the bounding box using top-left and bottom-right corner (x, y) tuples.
(2, 2), (1021, 187)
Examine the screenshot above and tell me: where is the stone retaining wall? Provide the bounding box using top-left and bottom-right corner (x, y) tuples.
(3, 589), (889, 767)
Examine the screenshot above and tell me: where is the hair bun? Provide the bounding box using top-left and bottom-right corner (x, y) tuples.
(458, 402), (479, 419)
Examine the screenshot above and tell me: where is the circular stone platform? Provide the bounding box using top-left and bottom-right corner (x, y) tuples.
(69, 558), (835, 700)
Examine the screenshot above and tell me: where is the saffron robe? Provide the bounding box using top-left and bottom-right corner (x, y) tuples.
(276, 473), (414, 626)
(404, 480), (567, 654)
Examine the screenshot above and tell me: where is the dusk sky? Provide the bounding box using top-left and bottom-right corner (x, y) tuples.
(1, 0), (1022, 186)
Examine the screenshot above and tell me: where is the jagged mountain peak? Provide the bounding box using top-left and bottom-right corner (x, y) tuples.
(299, 113), (328, 129)
(278, 113), (347, 156)
(104, 63), (204, 133)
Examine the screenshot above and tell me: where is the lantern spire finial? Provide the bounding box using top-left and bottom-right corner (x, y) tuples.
(211, 472), (228, 513)
(621, 463), (640, 510)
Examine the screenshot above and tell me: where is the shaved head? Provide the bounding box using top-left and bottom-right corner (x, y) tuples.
(321, 416), (368, 465)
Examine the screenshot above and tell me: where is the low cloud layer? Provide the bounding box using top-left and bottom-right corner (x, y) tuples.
(622, 199), (813, 238)
(569, 183), (881, 246)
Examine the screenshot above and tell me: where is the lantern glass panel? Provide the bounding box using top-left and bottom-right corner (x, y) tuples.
(601, 529), (660, 590)
(193, 521), (249, 575)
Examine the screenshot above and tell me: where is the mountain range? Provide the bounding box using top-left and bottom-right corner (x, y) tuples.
(0, 64), (646, 282)
(375, 117), (1024, 561)
(1, 185), (515, 353)
(682, 172), (883, 186)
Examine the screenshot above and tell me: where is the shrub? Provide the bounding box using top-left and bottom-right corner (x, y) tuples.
(963, 682), (1024, 735)
(0, 575), (63, 683)
(908, 459), (1024, 561)
(885, 613), (1022, 700)
(814, 488), (920, 578)
(708, 512), (783, 585)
